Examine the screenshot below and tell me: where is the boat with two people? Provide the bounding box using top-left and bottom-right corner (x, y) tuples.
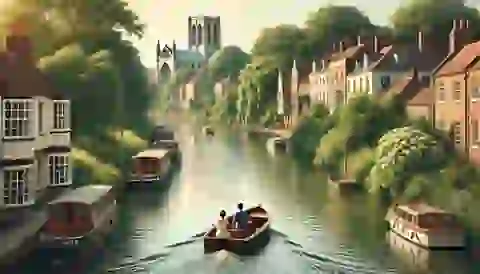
(204, 205), (270, 255)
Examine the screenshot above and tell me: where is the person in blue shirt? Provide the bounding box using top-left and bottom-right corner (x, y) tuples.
(233, 203), (249, 229)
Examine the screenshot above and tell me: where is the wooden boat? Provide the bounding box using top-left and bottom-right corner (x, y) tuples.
(40, 185), (116, 249)
(129, 148), (173, 186)
(204, 206), (270, 255)
(386, 203), (465, 249)
(202, 126), (214, 136)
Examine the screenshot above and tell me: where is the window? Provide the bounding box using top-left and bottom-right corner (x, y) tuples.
(472, 87), (480, 100)
(49, 154), (70, 186)
(437, 82), (445, 102)
(380, 76), (391, 89)
(38, 101), (44, 134)
(3, 168), (31, 206)
(53, 100), (69, 130)
(472, 119), (480, 144)
(365, 77), (370, 93)
(3, 99), (33, 138)
(421, 75), (430, 83)
(453, 81), (461, 101)
(359, 78), (364, 92)
(452, 122), (462, 144)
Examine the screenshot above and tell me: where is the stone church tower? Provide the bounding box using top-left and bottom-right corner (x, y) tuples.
(156, 15), (222, 86)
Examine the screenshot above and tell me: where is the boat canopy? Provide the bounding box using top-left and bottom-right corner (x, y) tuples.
(132, 149), (169, 159)
(49, 185), (112, 205)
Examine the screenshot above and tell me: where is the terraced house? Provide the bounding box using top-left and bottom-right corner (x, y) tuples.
(346, 32), (444, 105)
(433, 20), (476, 160)
(0, 33), (72, 210)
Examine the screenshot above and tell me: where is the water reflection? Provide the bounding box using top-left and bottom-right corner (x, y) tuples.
(386, 231), (470, 274)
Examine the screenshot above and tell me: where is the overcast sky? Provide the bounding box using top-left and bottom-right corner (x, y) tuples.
(125, 0), (480, 67)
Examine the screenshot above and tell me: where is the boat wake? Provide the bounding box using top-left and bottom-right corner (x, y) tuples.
(106, 252), (170, 272)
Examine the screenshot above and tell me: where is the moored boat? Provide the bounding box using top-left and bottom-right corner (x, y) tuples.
(386, 203), (465, 249)
(202, 126), (214, 136)
(150, 125), (176, 144)
(151, 139), (181, 164)
(129, 148), (173, 186)
(40, 185), (117, 249)
(204, 206), (270, 255)
(266, 137), (287, 154)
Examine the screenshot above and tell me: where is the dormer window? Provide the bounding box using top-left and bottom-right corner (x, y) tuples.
(3, 99), (34, 139)
(53, 100), (70, 130)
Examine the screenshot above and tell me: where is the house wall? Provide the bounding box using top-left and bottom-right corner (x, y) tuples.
(468, 69), (480, 165)
(434, 74), (467, 153)
(326, 60), (346, 112)
(406, 105), (432, 120)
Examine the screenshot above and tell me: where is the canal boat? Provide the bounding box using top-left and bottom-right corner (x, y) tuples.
(129, 148), (173, 186)
(151, 139), (181, 164)
(150, 125), (175, 144)
(204, 206), (270, 255)
(386, 203), (465, 249)
(40, 185), (117, 249)
(266, 136), (287, 154)
(202, 126), (214, 136)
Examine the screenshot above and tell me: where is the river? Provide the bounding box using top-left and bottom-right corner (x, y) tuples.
(10, 123), (480, 274)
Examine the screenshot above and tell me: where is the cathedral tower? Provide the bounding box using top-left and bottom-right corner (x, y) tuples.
(188, 15), (221, 59)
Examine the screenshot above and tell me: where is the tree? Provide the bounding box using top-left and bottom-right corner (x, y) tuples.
(367, 126), (447, 196)
(208, 46), (250, 81)
(251, 25), (308, 70)
(304, 6), (375, 53)
(391, 0), (480, 42)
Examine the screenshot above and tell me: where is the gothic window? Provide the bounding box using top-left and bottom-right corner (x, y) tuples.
(197, 25), (203, 45)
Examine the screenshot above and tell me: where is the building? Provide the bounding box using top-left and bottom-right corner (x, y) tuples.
(347, 32), (444, 102)
(309, 59), (329, 107)
(0, 34), (72, 210)
(315, 36), (389, 113)
(387, 69), (434, 120)
(467, 58), (480, 164)
(156, 15), (222, 84)
(433, 19), (475, 158)
(214, 77), (236, 103)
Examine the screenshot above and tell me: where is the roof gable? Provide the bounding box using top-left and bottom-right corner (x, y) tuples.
(436, 40), (480, 76)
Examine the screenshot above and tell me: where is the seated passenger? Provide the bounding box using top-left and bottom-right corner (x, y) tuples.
(215, 210), (230, 238)
(233, 203), (249, 229)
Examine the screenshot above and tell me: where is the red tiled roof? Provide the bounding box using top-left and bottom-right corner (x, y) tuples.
(328, 45), (363, 62)
(437, 40), (480, 76)
(388, 70), (433, 105)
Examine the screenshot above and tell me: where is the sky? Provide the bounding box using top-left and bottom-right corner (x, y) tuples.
(125, 0), (480, 68)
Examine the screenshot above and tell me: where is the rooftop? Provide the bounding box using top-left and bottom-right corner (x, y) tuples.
(397, 203), (449, 216)
(437, 40), (480, 76)
(133, 148), (169, 159)
(49, 185), (112, 205)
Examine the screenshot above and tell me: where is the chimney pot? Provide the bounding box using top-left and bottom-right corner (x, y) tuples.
(374, 36), (379, 52)
(339, 41), (345, 52)
(357, 36), (361, 46)
(466, 19), (470, 28)
(418, 31), (423, 52)
(460, 19), (464, 29)
(453, 19), (457, 30)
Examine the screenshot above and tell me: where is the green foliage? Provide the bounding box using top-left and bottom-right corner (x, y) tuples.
(345, 148), (375, 183)
(367, 126), (447, 195)
(1, 0), (154, 186)
(208, 46), (250, 81)
(391, 0), (480, 41)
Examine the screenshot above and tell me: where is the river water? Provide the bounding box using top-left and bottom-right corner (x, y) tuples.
(11, 123), (480, 274)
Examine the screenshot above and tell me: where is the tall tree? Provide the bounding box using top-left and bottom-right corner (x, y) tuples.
(391, 0), (480, 42)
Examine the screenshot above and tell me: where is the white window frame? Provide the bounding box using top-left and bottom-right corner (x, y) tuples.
(48, 153), (71, 186)
(53, 100), (70, 131)
(2, 99), (34, 139)
(453, 81), (461, 102)
(437, 82), (445, 103)
(3, 165), (33, 207)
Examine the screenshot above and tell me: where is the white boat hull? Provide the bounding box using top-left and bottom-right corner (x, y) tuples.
(388, 217), (465, 249)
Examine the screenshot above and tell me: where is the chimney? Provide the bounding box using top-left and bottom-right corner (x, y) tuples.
(172, 40), (176, 52)
(321, 59), (325, 70)
(357, 36), (362, 46)
(449, 19), (472, 54)
(452, 19), (457, 30)
(459, 19), (464, 29)
(332, 43), (336, 51)
(339, 41), (345, 52)
(6, 35), (32, 63)
(466, 19), (470, 28)
(156, 40), (161, 62)
(312, 60), (316, 72)
(417, 31), (423, 52)
(374, 36), (379, 52)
